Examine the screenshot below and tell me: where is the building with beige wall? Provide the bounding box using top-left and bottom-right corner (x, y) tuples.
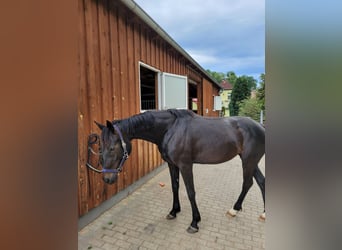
(220, 79), (233, 117)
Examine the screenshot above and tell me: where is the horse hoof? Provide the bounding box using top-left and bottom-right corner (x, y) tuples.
(166, 214), (176, 220)
(226, 208), (239, 217)
(259, 212), (266, 221)
(186, 226), (199, 233)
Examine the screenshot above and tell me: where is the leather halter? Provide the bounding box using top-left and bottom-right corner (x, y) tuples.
(102, 124), (129, 173)
(86, 124), (129, 173)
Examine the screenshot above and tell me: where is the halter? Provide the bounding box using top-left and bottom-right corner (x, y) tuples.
(86, 125), (129, 173)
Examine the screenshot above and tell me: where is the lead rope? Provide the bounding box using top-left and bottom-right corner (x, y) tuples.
(86, 133), (103, 173)
(86, 126), (129, 173)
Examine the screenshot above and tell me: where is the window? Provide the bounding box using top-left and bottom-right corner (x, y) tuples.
(213, 96), (222, 111)
(161, 73), (188, 110)
(139, 62), (188, 111)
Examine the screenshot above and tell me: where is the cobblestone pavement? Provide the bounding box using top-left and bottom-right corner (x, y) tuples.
(78, 156), (265, 250)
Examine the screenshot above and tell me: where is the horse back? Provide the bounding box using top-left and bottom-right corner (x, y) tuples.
(161, 114), (264, 165)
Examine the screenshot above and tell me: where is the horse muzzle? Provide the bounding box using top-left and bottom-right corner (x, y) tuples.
(103, 172), (118, 184)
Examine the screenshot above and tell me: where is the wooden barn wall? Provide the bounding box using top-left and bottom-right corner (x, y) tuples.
(78, 0), (219, 216)
(202, 78), (220, 117)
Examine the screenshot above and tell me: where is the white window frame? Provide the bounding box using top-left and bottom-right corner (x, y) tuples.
(139, 62), (188, 111)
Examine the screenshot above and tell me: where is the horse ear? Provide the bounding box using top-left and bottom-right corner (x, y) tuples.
(94, 121), (105, 130)
(106, 120), (115, 134)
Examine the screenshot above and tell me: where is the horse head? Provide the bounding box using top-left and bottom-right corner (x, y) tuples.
(94, 120), (130, 184)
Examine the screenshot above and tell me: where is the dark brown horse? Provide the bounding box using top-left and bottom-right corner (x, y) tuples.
(94, 109), (265, 233)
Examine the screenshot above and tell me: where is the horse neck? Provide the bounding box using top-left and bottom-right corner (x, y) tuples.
(117, 111), (175, 146)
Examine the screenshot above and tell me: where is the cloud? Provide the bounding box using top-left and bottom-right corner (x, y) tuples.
(186, 48), (264, 78)
(137, 0), (264, 30)
(186, 49), (219, 65)
(134, 0), (265, 79)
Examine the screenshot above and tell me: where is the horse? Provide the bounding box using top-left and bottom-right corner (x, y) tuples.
(93, 109), (265, 233)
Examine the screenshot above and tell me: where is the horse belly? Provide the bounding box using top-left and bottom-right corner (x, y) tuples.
(193, 140), (239, 164)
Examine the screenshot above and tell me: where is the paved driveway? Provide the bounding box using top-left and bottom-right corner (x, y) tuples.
(79, 156), (265, 250)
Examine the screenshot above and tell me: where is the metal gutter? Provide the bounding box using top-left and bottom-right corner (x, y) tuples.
(119, 0), (222, 90)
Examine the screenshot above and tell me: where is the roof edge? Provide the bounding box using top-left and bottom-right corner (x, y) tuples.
(119, 0), (221, 89)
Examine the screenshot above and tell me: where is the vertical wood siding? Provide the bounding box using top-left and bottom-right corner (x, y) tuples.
(202, 78), (220, 117)
(78, 0), (220, 216)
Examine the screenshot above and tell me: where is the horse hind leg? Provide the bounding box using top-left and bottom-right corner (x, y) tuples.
(227, 165), (254, 217)
(227, 160), (266, 221)
(166, 164), (181, 220)
(254, 166), (266, 221)
(227, 156), (256, 218)
(179, 165), (201, 233)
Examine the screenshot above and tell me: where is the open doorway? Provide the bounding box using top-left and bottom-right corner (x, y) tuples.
(188, 81), (198, 114)
(140, 65), (158, 110)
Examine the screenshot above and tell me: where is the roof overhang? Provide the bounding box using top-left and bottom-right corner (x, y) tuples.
(119, 0), (222, 90)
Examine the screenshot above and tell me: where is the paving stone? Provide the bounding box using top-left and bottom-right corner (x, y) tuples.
(79, 156), (265, 250)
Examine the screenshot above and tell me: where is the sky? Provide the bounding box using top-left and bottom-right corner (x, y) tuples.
(134, 0), (265, 82)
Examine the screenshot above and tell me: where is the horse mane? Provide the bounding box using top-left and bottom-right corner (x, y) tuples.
(113, 112), (156, 136)
(113, 109), (194, 136)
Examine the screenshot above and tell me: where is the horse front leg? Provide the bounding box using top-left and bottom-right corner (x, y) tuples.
(180, 165), (201, 233)
(166, 163), (181, 219)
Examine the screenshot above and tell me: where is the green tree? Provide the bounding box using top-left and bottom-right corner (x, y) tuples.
(256, 73), (265, 111)
(206, 70), (225, 83)
(226, 71), (237, 86)
(229, 77), (251, 116)
(239, 75), (257, 90)
(238, 98), (262, 121)
(238, 73), (265, 123)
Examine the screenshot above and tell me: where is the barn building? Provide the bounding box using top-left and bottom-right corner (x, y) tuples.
(78, 0), (222, 227)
